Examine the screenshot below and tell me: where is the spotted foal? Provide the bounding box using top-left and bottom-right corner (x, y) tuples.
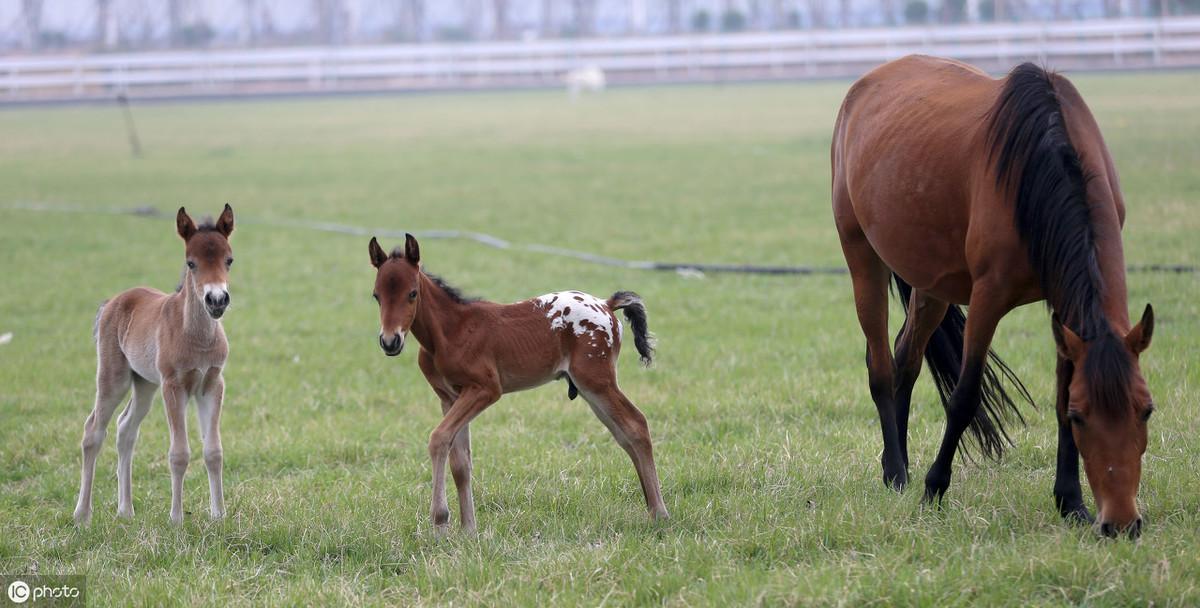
(74, 205), (235, 525)
(369, 234), (669, 532)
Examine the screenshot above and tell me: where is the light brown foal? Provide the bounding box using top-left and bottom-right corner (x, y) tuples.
(370, 235), (669, 532)
(74, 205), (235, 525)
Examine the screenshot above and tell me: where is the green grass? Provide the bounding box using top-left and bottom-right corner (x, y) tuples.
(1, 73), (1198, 606)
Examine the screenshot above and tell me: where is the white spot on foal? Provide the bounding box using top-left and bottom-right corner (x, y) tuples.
(535, 291), (615, 347)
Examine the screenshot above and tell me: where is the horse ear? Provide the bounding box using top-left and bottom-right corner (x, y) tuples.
(369, 237), (388, 268)
(215, 204), (234, 237)
(1052, 315), (1084, 360)
(1126, 303), (1154, 355)
(176, 207), (197, 241)
(404, 233), (420, 265)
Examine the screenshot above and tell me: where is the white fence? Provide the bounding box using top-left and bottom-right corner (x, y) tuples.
(4, 16), (1200, 102)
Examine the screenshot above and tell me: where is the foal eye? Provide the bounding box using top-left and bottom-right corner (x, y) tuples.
(1142, 406), (1155, 422)
(372, 293), (380, 303)
(226, 257), (234, 267)
(186, 260), (196, 270)
(409, 289), (418, 300)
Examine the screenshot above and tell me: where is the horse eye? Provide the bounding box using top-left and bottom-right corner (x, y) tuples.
(1142, 406), (1155, 422)
(373, 293), (380, 303)
(226, 257), (234, 267)
(186, 260), (196, 270)
(409, 289), (418, 300)
(1067, 410), (1084, 425)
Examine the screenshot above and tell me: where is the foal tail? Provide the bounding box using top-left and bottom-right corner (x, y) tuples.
(893, 275), (1032, 461)
(608, 291), (655, 366)
(92, 300), (109, 342)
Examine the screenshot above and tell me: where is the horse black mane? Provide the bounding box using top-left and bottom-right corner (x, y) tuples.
(987, 63), (1134, 416)
(389, 247), (477, 304)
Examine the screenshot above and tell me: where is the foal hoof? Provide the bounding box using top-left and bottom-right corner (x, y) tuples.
(73, 510), (92, 527)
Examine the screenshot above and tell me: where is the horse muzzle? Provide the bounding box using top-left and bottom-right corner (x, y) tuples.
(380, 332), (405, 356)
(204, 290), (230, 319)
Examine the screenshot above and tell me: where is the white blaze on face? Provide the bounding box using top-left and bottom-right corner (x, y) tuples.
(535, 291), (615, 347)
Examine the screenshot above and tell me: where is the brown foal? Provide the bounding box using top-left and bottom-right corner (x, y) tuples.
(833, 56), (1155, 537)
(74, 205), (235, 525)
(369, 235), (669, 532)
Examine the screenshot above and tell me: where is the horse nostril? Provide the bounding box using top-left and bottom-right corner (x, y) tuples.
(1100, 522), (1117, 538)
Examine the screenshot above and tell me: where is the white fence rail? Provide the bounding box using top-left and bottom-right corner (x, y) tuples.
(4, 17), (1200, 102)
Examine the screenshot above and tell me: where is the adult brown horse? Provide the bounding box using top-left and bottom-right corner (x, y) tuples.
(369, 235), (669, 533)
(832, 56), (1155, 537)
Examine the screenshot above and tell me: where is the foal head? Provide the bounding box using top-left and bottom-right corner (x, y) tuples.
(177, 205), (235, 319)
(1054, 305), (1155, 538)
(369, 234), (421, 356)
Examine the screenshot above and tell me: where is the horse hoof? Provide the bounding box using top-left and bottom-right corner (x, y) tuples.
(883, 471), (908, 492)
(1062, 506), (1095, 526)
(116, 507), (134, 519)
(922, 482), (947, 505)
(73, 510), (92, 527)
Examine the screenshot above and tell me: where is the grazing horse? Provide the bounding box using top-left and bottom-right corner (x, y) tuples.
(74, 205), (235, 525)
(832, 56), (1155, 537)
(369, 235), (669, 532)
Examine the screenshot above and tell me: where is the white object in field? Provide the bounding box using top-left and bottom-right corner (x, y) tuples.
(565, 66), (606, 98)
(0, 332), (11, 345)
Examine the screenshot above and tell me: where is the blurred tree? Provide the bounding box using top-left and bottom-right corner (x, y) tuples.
(95, 0), (111, 49)
(542, 0), (556, 36)
(21, 0), (44, 50)
(240, 0), (258, 44)
(312, 0), (347, 44)
(573, 0), (596, 36)
(721, 8), (747, 30)
(168, 0), (184, 46)
(692, 8), (711, 30)
(809, 0), (827, 27)
(839, 0), (851, 27)
(494, 0), (509, 38)
(905, 0), (929, 22)
(943, 0), (967, 21)
(668, 0), (684, 32)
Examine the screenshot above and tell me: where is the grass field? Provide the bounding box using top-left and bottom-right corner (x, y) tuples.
(1, 72), (1198, 606)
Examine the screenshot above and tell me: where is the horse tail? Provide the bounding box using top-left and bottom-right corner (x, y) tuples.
(893, 275), (1032, 461)
(92, 300), (109, 342)
(608, 291), (655, 366)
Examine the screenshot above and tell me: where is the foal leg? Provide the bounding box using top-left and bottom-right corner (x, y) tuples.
(573, 366), (669, 520)
(1052, 354), (1092, 524)
(841, 233), (906, 490)
(196, 370), (226, 519)
(116, 375), (157, 518)
(428, 385), (499, 533)
(922, 286), (1007, 503)
(434, 387), (477, 533)
(892, 289), (949, 468)
(74, 355), (132, 525)
(162, 381), (191, 524)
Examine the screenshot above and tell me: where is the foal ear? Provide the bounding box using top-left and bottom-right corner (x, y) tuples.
(215, 204), (234, 238)
(176, 207), (197, 241)
(369, 237), (388, 269)
(1052, 314), (1084, 360)
(404, 233), (420, 265)
(1126, 303), (1154, 355)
